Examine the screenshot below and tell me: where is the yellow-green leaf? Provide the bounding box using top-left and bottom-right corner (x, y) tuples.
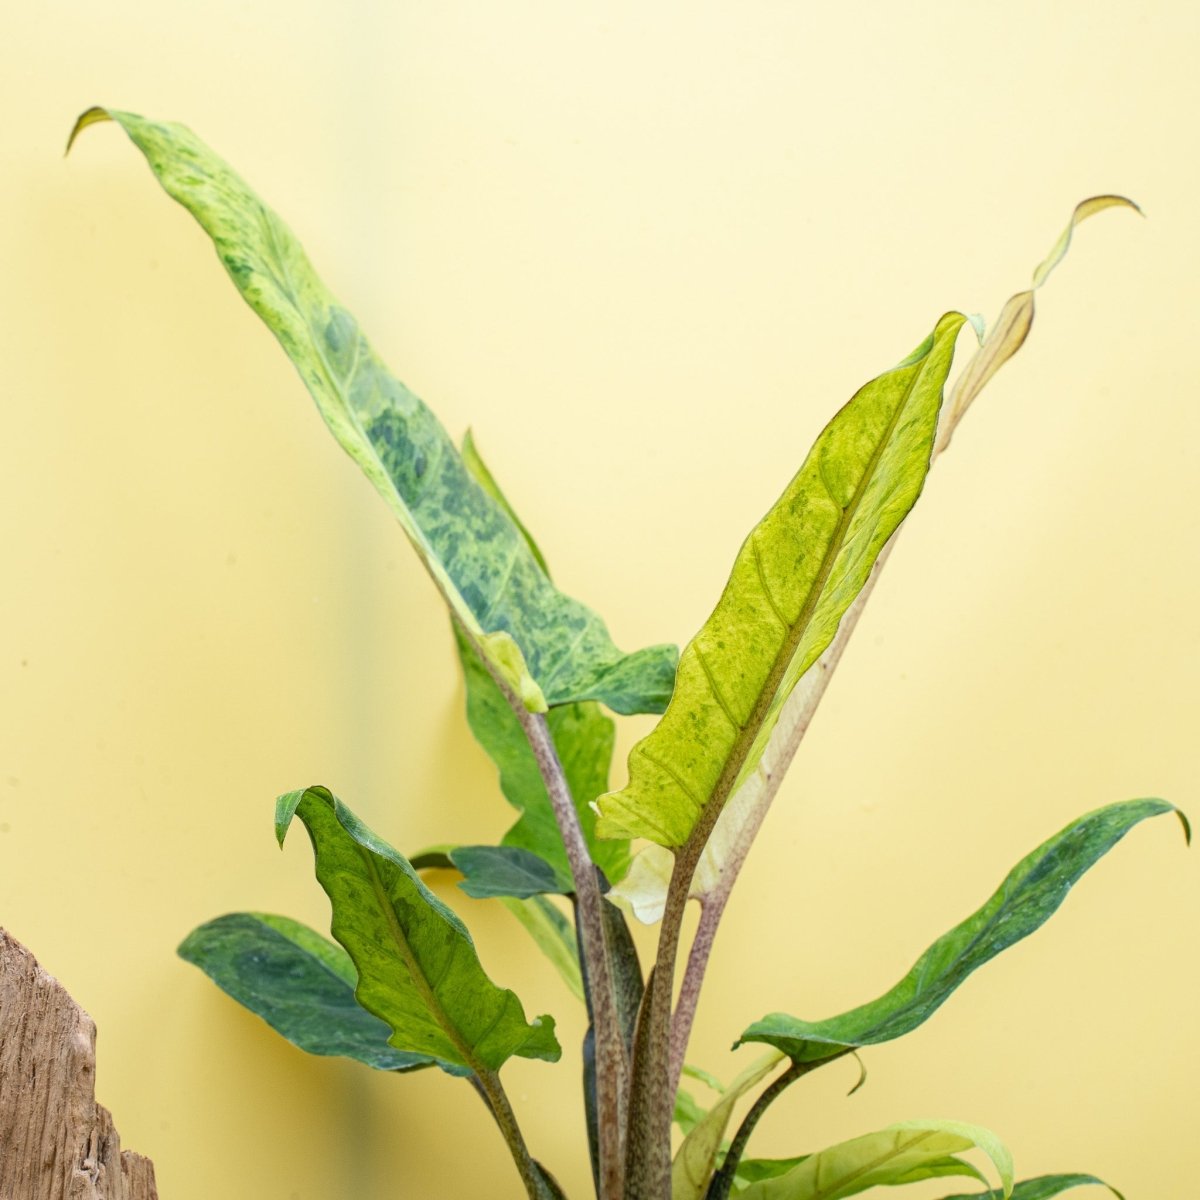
(597, 313), (966, 848)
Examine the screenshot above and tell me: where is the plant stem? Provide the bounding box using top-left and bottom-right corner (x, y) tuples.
(703, 1061), (804, 1200)
(516, 708), (628, 1200)
(667, 600), (864, 1091)
(472, 1068), (559, 1200)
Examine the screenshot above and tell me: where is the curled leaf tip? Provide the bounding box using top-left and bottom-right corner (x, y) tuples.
(65, 105), (112, 156)
(1173, 807), (1191, 846)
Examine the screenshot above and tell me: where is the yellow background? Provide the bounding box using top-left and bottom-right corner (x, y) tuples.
(2, 3), (1197, 1197)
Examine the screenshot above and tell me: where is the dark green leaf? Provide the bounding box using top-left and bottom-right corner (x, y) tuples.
(70, 106), (676, 716)
(598, 313), (967, 848)
(936, 1175), (1123, 1200)
(739, 799), (1187, 1064)
(277, 786), (560, 1071)
(452, 844), (572, 899)
(177, 912), (460, 1073)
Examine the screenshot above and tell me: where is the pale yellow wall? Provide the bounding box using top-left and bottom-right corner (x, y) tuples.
(2, 3), (1197, 1197)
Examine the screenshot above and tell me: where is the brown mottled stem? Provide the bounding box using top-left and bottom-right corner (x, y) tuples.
(667, 585), (870, 1092)
(516, 708), (628, 1200)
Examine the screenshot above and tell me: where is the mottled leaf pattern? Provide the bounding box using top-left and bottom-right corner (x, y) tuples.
(177, 912), (460, 1073)
(739, 800), (1187, 1063)
(70, 106), (676, 715)
(597, 312), (966, 847)
(277, 786), (560, 1071)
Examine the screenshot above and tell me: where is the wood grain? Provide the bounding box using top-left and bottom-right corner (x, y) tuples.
(0, 929), (158, 1200)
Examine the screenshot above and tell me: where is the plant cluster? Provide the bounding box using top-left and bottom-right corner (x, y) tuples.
(68, 106), (1186, 1200)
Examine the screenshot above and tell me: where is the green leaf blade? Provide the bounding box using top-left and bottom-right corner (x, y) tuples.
(177, 912), (459, 1073)
(936, 1174), (1123, 1200)
(739, 799), (1184, 1064)
(671, 1051), (784, 1200)
(452, 844), (571, 899)
(71, 106), (676, 716)
(597, 312), (967, 848)
(277, 786), (560, 1072)
(737, 1119), (1012, 1200)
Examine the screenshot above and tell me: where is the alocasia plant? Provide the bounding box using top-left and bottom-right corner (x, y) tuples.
(69, 106), (1186, 1200)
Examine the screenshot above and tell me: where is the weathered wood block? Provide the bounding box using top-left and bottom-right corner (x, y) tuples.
(0, 929), (158, 1200)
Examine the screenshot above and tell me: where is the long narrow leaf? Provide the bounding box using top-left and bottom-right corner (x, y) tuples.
(737, 1119), (1012, 1200)
(69, 107), (676, 715)
(739, 800), (1187, 1064)
(178, 912), (461, 1073)
(597, 312), (966, 848)
(277, 786), (560, 1072)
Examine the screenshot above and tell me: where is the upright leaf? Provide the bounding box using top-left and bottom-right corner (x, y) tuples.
(611, 196), (1141, 928)
(277, 786), (560, 1072)
(70, 106), (677, 715)
(671, 1051), (784, 1200)
(936, 1176), (1123, 1200)
(736, 1119), (1013, 1200)
(738, 799), (1187, 1064)
(597, 312), (966, 848)
(178, 912), (461, 1073)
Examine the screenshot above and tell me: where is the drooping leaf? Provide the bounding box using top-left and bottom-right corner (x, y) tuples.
(935, 1175), (1123, 1200)
(69, 106), (676, 716)
(733, 1155), (986, 1194)
(672, 1051), (784, 1200)
(452, 844), (572, 899)
(454, 623), (628, 884)
(736, 1119), (1013, 1200)
(597, 312), (967, 849)
(739, 799), (1187, 1064)
(277, 786), (560, 1072)
(177, 912), (461, 1073)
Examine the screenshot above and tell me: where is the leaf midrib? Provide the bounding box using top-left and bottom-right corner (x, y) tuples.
(675, 354), (930, 863)
(354, 841), (484, 1074)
